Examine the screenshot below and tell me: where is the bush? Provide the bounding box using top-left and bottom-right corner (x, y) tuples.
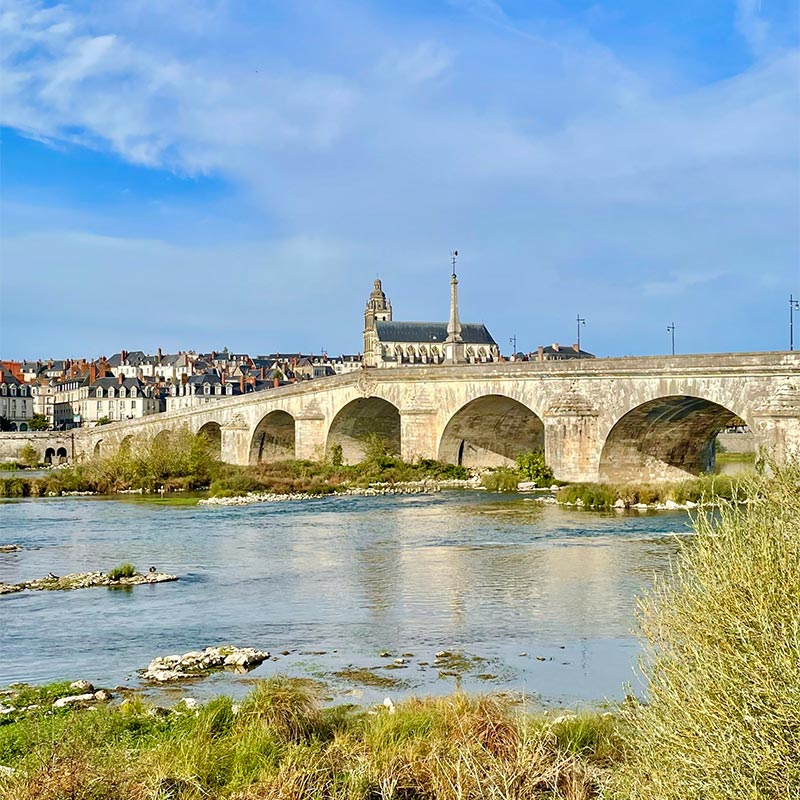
(18, 443), (39, 468)
(612, 466), (800, 798)
(480, 467), (519, 492)
(107, 563), (136, 580)
(28, 413), (49, 431)
(330, 442), (343, 467)
(515, 449), (554, 485)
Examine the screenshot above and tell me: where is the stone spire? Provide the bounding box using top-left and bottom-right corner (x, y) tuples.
(444, 252), (466, 364)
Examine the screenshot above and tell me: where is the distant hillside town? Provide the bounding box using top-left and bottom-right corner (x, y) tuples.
(0, 274), (592, 431)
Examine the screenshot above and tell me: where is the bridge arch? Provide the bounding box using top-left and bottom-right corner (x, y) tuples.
(327, 397), (401, 464)
(94, 441), (102, 458)
(438, 394), (545, 467)
(44, 447), (55, 465)
(56, 447), (68, 464)
(197, 421), (222, 459)
(250, 411), (295, 464)
(599, 395), (745, 482)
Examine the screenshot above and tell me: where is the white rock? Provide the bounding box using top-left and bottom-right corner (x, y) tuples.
(53, 693), (96, 708)
(383, 697), (396, 714)
(0, 765), (16, 778)
(70, 679), (94, 692)
(94, 689), (112, 701)
(613, 499), (626, 509)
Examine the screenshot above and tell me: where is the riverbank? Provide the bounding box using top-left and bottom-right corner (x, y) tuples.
(0, 677), (624, 799)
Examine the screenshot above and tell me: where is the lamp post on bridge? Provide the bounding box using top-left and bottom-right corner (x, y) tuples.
(790, 295), (800, 351)
(576, 315), (585, 360)
(666, 322), (676, 356)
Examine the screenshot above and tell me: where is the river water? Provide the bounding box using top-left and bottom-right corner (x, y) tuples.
(0, 492), (691, 707)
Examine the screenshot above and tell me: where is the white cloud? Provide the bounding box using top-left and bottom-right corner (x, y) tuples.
(0, 0), (797, 357)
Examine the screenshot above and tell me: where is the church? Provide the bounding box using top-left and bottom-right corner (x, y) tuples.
(363, 270), (499, 368)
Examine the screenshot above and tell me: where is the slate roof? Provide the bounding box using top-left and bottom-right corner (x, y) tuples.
(375, 321), (496, 346)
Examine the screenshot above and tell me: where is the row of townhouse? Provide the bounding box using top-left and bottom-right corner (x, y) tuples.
(0, 370), (33, 430)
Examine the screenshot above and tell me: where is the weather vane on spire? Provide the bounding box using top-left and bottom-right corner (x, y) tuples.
(451, 250), (458, 277)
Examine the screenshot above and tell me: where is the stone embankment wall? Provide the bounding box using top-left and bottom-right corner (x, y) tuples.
(716, 432), (755, 454)
(0, 432), (76, 463)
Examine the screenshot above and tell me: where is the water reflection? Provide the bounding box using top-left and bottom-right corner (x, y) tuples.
(0, 492), (687, 706)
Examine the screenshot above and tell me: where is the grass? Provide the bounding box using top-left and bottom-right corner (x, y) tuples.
(480, 467), (520, 492)
(0, 678), (623, 799)
(556, 474), (741, 509)
(107, 562), (136, 581)
(609, 464), (800, 799)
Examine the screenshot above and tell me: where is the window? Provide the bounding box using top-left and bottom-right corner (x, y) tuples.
(96, 388), (103, 398)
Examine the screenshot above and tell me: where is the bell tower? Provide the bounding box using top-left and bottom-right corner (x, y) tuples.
(363, 279), (392, 367)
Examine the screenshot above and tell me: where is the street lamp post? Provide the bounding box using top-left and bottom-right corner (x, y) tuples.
(791, 295), (800, 351)
(667, 322), (676, 356)
(576, 315), (585, 359)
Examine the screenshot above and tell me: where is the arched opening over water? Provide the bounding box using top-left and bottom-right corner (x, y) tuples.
(599, 395), (744, 482)
(197, 422), (222, 459)
(327, 397), (401, 464)
(249, 411), (295, 464)
(119, 435), (134, 457)
(44, 447), (55, 465)
(94, 441), (102, 457)
(56, 447), (68, 464)
(437, 395), (545, 467)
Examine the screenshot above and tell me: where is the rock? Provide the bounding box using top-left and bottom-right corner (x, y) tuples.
(435, 650), (451, 659)
(519, 652), (528, 657)
(93, 689), (112, 701)
(53, 693), (96, 708)
(517, 481), (538, 492)
(70, 679), (94, 692)
(383, 697), (396, 714)
(552, 712), (576, 724)
(180, 698), (199, 710)
(0, 545), (21, 553)
(378, 650), (392, 658)
(141, 645), (270, 682)
(613, 498), (626, 509)
(663, 499), (682, 510)
(393, 657), (408, 665)
(0, 705), (14, 715)
(0, 765), (16, 778)
(0, 583), (23, 595)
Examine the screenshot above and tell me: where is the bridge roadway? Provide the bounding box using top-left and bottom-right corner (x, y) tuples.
(7, 351), (800, 483)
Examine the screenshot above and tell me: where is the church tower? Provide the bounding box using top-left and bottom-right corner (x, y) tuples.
(444, 253), (466, 364)
(363, 279), (392, 367)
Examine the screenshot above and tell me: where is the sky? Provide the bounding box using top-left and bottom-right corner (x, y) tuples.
(0, 0), (798, 360)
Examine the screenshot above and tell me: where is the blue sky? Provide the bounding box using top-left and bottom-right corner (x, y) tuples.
(1, 0), (798, 359)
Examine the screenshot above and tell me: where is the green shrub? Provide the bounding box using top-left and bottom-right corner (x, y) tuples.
(515, 449), (554, 485)
(17, 444), (39, 468)
(612, 466), (800, 799)
(480, 467), (519, 492)
(107, 563), (136, 580)
(330, 442), (344, 467)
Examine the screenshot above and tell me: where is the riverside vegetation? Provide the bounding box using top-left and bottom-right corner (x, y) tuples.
(1, 464), (797, 798)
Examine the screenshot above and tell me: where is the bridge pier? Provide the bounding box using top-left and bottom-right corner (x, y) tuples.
(220, 416), (250, 465)
(400, 409), (438, 462)
(543, 398), (601, 483)
(752, 383), (800, 466)
(295, 413), (326, 461)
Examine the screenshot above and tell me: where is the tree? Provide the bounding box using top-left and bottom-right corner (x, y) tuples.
(28, 413), (49, 431)
(0, 417), (11, 432)
(96, 416), (111, 426)
(18, 443), (39, 468)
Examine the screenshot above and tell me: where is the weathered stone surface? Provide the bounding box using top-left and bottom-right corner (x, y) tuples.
(141, 646), (270, 682)
(70, 679), (94, 692)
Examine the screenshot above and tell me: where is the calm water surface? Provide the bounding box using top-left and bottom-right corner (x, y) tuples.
(0, 492), (690, 706)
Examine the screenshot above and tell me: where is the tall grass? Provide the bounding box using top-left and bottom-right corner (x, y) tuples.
(611, 465), (800, 799)
(0, 679), (623, 799)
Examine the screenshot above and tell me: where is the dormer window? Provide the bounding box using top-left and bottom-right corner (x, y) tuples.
(11, 386), (16, 396)
(131, 387), (137, 398)
(119, 387), (126, 399)
(215, 385), (222, 395)
(108, 387), (115, 398)
(96, 388), (103, 398)
(204, 383), (211, 395)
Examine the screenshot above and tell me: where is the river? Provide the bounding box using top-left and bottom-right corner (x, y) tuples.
(0, 492), (691, 707)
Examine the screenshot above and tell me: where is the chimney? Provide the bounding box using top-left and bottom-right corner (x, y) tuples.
(552, 342), (559, 352)
(260, 367), (265, 380)
(118, 372), (124, 385)
(273, 377), (280, 388)
(221, 372), (226, 385)
(537, 345), (544, 361)
(239, 374), (245, 394)
(181, 373), (188, 386)
(89, 363), (97, 385)
(157, 347), (162, 359)
(572, 343), (580, 353)
(121, 350), (127, 362)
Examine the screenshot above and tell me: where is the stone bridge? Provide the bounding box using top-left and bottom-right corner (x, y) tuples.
(7, 352), (800, 482)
